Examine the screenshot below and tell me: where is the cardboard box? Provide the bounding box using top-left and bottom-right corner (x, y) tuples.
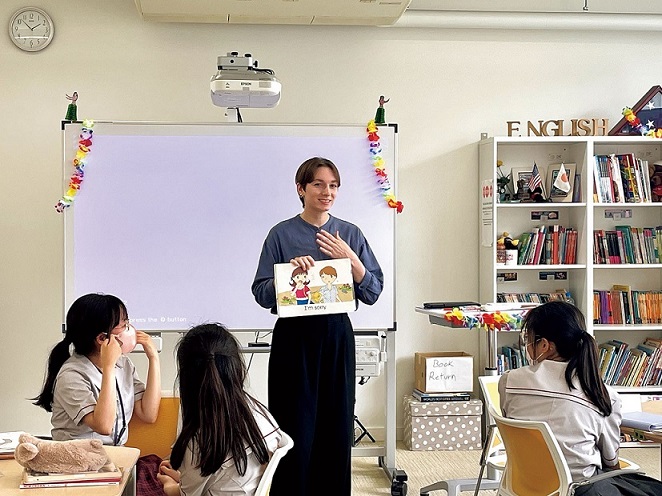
(414, 352), (473, 393)
(403, 395), (482, 451)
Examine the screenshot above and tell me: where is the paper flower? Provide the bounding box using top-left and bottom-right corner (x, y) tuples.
(366, 120), (404, 213)
(55, 120), (95, 213)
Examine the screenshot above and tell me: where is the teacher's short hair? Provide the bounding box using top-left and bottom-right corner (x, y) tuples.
(295, 157), (341, 206)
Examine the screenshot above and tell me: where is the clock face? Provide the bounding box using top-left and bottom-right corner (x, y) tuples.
(9, 7), (54, 52)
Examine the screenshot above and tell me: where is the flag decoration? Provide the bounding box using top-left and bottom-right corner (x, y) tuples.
(528, 162), (543, 192)
(553, 163), (572, 193)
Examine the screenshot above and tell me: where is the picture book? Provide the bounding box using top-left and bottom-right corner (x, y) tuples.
(274, 258), (356, 318)
(21, 463), (122, 488)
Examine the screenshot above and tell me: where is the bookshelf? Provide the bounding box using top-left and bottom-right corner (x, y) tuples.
(478, 136), (662, 391)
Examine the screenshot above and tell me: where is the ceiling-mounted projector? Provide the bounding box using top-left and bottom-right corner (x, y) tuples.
(210, 52), (281, 108)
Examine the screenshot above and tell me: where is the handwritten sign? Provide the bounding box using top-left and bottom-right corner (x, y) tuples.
(415, 352), (473, 393)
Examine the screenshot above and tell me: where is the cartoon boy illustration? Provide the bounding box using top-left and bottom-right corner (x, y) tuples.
(319, 265), (340, 303)
(290, 267), (311, 305)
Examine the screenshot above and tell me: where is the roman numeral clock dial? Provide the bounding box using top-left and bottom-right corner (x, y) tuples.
(9, 7), (54, 52)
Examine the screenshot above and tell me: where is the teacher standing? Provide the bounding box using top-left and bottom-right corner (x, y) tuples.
(252, 157), (383, 496)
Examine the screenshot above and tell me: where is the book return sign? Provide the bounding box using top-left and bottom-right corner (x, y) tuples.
(415, 352), (474, 393)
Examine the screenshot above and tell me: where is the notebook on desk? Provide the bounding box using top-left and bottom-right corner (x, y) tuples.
(621, 411), (662, 432)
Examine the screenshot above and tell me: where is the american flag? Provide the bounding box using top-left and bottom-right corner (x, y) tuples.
(528, 162), (542, 191)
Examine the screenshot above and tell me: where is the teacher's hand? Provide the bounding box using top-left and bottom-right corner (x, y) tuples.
(316, 230), (356, 260)
(290, 255), (315, 271)
(317, 230), (366, 283)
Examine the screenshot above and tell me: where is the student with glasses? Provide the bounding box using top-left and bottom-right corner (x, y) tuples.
(33, 293), (161, 446)
(499, 301), (662, 495)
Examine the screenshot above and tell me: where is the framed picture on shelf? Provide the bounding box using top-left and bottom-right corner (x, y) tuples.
(546, 163), (576, 203)
(511, 166), (533, 195)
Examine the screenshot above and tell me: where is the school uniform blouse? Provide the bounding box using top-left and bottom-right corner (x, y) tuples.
(499, 360), (622, 481)
(252, 214), (383, 311)
(51, 352), (145, 445)
(178, 404), (282, 496)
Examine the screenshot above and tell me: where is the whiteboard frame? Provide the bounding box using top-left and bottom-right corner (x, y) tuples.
(61, 121), (398, 332)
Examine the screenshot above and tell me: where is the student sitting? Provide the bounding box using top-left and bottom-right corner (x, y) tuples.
(499, 301), (662, 495)
(33, 293), (161, 445)
(157, 323), (282, 496)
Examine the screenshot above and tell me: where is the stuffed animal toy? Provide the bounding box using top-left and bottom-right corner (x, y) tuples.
(15, 433), (111, 474)
(497, 232), (519, 250)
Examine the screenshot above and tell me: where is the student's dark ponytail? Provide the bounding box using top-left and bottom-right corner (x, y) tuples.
(33, 338), (73, 411)
(566, 331), (612, 417)
(32, 293), (127, 412)
(171, 324), (270, 477)
(524, 301), (612, 417)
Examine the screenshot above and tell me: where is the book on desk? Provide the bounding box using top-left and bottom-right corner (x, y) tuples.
(621, 411), (662, 432)
(20, 463), (122, 489)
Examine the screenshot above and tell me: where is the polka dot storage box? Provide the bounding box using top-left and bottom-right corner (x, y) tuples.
(403, 395), (482, 451)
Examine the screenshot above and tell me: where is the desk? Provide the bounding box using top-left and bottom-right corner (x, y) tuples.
(620, 427), (662, 475)
(0, 446), (140, 496)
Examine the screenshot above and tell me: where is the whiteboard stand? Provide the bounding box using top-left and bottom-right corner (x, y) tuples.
(351, 329), (397, 480)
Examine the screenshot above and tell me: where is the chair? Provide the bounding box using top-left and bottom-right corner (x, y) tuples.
(254, 431), (294, 496)
(488, 405), (641, 496)
(125, 393), (181, 458)
(419, 376), (504, 496)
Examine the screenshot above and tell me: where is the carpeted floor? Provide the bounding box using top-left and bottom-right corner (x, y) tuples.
(351, 442), (662, 495)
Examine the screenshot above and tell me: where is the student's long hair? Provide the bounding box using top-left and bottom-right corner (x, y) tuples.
(522, 300), (612, 416)
(33, 293), (127, 411)
(170, 323), (270, 477)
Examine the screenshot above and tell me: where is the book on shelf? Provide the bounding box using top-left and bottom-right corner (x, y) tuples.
(20, 463), (122, 488)
(593, 153), (653, 204)
(411, 389), (471, 402)
(621, 411), (662, 432)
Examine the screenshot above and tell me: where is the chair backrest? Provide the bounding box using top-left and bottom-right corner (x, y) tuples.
(478, 375), (501, 415)
(125, 394), (180, 459)
(488, 405), (573, 496)
(254, 431), (294, 496)
(478, 375), (504, 453)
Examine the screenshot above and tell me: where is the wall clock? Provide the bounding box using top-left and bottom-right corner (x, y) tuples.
(9, 7), (54, 52)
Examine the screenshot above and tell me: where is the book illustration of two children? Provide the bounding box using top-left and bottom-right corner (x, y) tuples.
(274, 258), (355, 317)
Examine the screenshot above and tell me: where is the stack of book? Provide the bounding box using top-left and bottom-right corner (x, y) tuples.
(593, 153), (653, 204)
(19, 464), (122, 489)
(412, 389), (470, 402)
(516, 224), (578, 265)
(598, 337), (662, 387)
(594, 285), (662, 325)
(593, 226), (662, 265)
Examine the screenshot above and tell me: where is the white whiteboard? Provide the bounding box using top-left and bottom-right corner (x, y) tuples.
(63, 122), (396, 331)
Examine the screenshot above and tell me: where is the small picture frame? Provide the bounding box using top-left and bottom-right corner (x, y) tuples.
(274, 258), (356, 318)
(511, 166), (534, 196)
(546, 163), (576, 203)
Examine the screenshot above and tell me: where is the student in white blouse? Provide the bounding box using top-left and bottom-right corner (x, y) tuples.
(499, 301), (662, 495)
(157, 324), (281, 496)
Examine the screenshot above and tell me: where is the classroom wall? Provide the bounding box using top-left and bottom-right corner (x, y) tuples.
(2, 0), (661, 438)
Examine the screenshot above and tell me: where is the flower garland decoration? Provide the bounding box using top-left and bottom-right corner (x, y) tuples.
(366, 120), (404, 213)
(55, 120), (94, 213)
(443, 307), (525, 331)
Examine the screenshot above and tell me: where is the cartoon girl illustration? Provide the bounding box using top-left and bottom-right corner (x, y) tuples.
(319, 266), (340, 303)
(290, 267), (311, 305)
